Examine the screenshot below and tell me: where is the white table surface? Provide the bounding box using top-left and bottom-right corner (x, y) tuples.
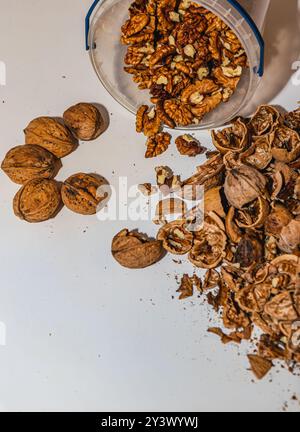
(0, 0), (299, 412)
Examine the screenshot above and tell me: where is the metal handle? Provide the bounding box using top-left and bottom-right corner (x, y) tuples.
(226, 0), (265, 76)
(85, 0), (265, 76)
(85, 0), (101, 50)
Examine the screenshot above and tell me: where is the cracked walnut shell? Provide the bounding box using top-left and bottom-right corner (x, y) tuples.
(157, 220), (193, 255)
(13, 178), (62, 223)
(61, 173), (108, 215)
(1, 145), (61, 184)
(63, 103), (104, 141)
(24, 117), (77, 158)
(112, 229), (163, 269)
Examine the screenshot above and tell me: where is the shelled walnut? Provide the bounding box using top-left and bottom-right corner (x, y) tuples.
(1, 145), (61, 184)
(122, 0), (248, 128)
(24, 117), (77, 158)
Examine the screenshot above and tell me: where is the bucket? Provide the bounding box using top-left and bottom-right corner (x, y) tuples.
(85, 0), (271, 129)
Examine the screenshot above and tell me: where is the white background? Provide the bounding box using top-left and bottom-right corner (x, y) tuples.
(0, 0), (299, 412)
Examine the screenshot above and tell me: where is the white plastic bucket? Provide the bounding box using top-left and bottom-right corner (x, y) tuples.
(86, 0), (271, 129)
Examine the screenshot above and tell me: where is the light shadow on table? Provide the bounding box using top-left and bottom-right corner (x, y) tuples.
(245, 0), (300, 114)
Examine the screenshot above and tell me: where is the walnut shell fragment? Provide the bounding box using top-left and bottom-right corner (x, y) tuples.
(212, 118), (249, 154)
(224, 164), (267, 209)
(24, 117), (77, 158)
(61, 173), (109, 215)
(13, 179), (62, 223)
(175, 134), (206, 157)
(189, 212), (227, 269)
(1, 145), (61, 184)
(270, 126), (300, 163)
(157, 220), (193, 255)
(63, 103), (104, 141)
(250, 105), (280, 136)
(247, 355), (273, 380)
(112, 229), (163, 269)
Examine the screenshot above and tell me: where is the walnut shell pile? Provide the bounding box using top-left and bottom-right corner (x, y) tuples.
(112, 104), (300, 380)
(1, 102), (107, 222)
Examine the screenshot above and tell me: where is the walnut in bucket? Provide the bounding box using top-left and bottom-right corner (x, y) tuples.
(122, 0), (248, 127)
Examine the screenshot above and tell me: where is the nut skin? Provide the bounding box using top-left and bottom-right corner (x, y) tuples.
(1, 144), (61, 184)
(61, 173), (108, 215)
(13, 179), (62, 223)
(24, 117), (77, 158)
(112, 229), (163, 269)
(63, 103), (104, 141)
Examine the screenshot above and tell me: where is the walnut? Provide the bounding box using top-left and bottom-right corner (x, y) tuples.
(13, 179), (62, 223)
(154, 198), (187, 224)
(136, 105), (162, 137)
(264, 292), (298, 322)
(1, 145), (61, 184)
(176, 274), (201, 300)
(204, 186), (226, 218)
(284, 107), (300, 131)
(190, 91), (223, 119)
(121, 13), (150, 37)
(175, 134), (206, 156)
(164, 99), (193, 126)
(235, 196), (270, 229)
(234, 234), (264, 268)
(63, 103), (103, 141)
(181, 79), (219, 103)
(247, 355), (273, 380)
(149, 45), (176, 67)
(240, 135), (272, 170)
(224, 164), (267, 209)
(112, 229), (163, 269)
(278, 219), (300, 253)
(270, 126), (300, 163)
(156, 101), (176, 129)
(250, 105), (280, 136)
(211, 118), (249, 154)
(138, 183), (158, 196)
(265, 203), (293, 236)
(24, 117), (77, 158)
(145, 132), (171, 158)
(188, 212), (227, 269)
(155, 165), (181, 193)
(157, 220), (194, 254)
(61, 173), (108, 215)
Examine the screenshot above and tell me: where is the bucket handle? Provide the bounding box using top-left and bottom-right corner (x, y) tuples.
(85, 0), (264, 76)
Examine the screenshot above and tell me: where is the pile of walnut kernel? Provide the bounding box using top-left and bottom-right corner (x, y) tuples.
(121, 0), (248, 157)
(112, 105), (300, 380)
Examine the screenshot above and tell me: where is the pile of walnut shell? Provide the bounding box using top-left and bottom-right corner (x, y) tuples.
(1, 103), (108, 222)
(112, 105), (300, 380)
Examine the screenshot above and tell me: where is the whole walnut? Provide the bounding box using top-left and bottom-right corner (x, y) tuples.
(63, 103), (103, 141)
(112, 229), (163, 269)
(24, 117), (77, 158)
(13, 178), (62, 223)
(61, 173), (108, 215)
(1, 145), (61, 184)
(224, 164), (267, 209)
